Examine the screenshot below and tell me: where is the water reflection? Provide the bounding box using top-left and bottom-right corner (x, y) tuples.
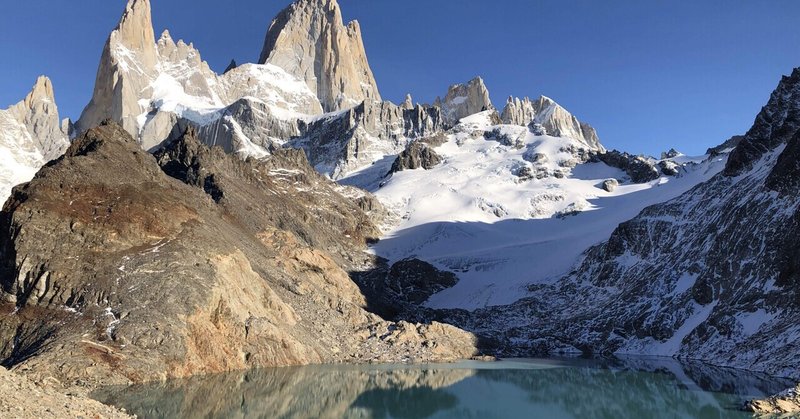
(92, 358), (792, 419)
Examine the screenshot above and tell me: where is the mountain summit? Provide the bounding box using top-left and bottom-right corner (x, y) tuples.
(259, 0), (382, 112)
(77, 0), (157, 136)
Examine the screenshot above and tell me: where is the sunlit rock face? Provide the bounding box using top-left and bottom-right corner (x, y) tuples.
(259, 0), (382, 112)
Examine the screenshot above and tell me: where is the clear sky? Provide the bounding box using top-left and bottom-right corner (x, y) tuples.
(1, 0), (799, 156)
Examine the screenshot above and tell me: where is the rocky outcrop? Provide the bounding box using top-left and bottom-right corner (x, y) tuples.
(259, 0), (381, 112)
(290, 100), (445, 178)
(0, 121), (477, 389)
(437, 77), (494, 126)
(601, 179), (619, 192)
(0, 76), (70, 203)
(594, 150), (660, 183)
(352, 258), (459, 319)
(387, 141), (443, 175)
(501, 96), (536, 126)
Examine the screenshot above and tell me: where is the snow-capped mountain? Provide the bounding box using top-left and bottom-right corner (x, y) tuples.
(2, 0), (729, 308)
(424, 67), (800, 379)
(0, 76), (69, 203)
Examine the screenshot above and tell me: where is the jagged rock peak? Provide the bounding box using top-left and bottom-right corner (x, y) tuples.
(25, 75), (54, 103)
(438, 76), (494, 125)
(501, 96), (535, 126)
(114, 0), (157, 67)
(529, 95), (603, 151)
(7, 76), (70, 160)
(259, 0), (381, 112)
(76, 0), (158, 137)
(401, 94), (414, 110)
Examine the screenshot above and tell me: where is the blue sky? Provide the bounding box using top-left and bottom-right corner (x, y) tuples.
(1, 0), (799, 156)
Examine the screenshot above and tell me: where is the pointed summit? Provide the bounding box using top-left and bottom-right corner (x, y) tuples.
(7, 76), (69, 160)
(258, 0), (381, 112)
(114, 0), (157, 67)
(76, 0), (158, 137)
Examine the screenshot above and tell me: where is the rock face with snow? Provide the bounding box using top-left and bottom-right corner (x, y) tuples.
(0, 76), (69, 203)
(500, 95), (602, 151)
(290, 100), (445, 178)
(258, 0), (381, 112)
(0, 121), (477, 388)
(436, 77), (494, 126)
(528, 96), (603, 151)
(501, 96), (536, 126)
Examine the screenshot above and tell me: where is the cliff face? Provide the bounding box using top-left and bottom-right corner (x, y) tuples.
(259, 0), (382, 112)
(0, 121), (476, 388)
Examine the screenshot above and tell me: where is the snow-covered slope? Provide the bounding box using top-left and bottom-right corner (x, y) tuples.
(422, 67), (800, 380)
(353, 111), (727, 309)
(0, 76), (69, 204)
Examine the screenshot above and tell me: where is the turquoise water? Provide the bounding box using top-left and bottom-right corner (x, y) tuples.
(92, 357), (791, 418)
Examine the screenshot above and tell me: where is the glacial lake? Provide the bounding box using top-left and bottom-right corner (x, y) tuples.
(92, 357), (792, 418)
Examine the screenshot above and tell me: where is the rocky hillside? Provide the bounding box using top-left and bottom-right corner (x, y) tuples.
(0, 121), (476, 389)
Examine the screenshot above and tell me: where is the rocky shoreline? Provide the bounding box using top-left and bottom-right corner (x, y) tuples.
(0, 367), (131, 419)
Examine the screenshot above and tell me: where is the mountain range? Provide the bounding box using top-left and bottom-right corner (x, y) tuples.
(1, 0), (799, 408)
